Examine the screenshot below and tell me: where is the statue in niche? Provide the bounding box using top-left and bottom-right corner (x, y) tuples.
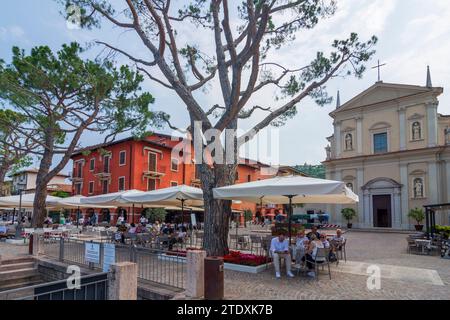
(413, 178), (424, 198)
(345, 133), (353, 150)
(346, 182), (354, 191)
(445, 127), (450, 145)
(325, 145), (331, 160)
(412, 122), (421, 140)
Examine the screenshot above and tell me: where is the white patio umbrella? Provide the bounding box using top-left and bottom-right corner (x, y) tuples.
(47, 195), (117, 227)
(0, 193), (61, 208)
(213, 175), (359, 243)
(47, 195), (116, 209)
(81, 189), (146, 223)
(80, 189), (145, 206)
(122, 185), (204, 226)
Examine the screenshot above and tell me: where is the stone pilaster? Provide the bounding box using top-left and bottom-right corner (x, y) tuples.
(363, 189), (371, 227)
(356, 168), (365, 227)
(334, 121), (341, 157)
(400, 163), (410, 229)
(447, 161), (450, 203)
(334, 170), (342, 225)
(399, 107), (406, 150)
(427, 102), (438, 147)
(393, 188), (402, 229)
(428, 161), (439, 204)
(108, 262), (138, 300)
(186, 250), (207, 298)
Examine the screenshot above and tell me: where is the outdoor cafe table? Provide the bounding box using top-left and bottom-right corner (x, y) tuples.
(415, 239), (431, 254)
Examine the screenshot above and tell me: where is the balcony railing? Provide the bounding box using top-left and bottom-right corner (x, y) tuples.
(69, 171), (83, 182)
(143, 165), (167, 178)
(93, 165), (111, 178)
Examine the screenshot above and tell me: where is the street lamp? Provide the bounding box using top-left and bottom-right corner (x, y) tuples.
(15, 189), (24, 239)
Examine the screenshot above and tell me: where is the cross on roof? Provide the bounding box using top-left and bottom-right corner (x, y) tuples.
(372, 60), (386, 82)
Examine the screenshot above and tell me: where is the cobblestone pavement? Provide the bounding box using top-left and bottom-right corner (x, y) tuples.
(1, 231), (449, 299)
(224, 231), (450, 300)
(0, 242), (29, 259)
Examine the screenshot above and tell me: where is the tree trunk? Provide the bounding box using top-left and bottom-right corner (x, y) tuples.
(31, 150), (52, 228)
(0, 165), (8, 196)
(201, 163), (237, 256)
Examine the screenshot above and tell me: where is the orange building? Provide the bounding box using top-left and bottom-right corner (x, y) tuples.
(70, 133), (304, 224)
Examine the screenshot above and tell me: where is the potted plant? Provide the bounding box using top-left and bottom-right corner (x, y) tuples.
(341, 208), (357, 229)
(408, 208), (425, 231)
(435, 225), (450, 239)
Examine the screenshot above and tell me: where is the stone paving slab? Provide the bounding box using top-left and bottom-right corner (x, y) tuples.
(333, 260), (444, 286)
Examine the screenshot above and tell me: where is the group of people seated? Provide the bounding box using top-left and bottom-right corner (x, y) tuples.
(270, 226), (346, 279)
(113, 218), (190, 250)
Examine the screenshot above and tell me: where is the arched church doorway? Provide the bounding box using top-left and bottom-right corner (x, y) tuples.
(362, 177), (402, 229)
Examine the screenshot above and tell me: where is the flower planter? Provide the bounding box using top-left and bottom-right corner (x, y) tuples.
(414, 225), (424, 231)
(158, 254), (271, 274)
(223, 262), (271, 274)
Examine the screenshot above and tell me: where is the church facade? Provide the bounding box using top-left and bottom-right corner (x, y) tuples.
(323, 70), (450, 229)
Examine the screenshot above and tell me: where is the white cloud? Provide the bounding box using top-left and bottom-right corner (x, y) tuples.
(0, 25), (27, 41)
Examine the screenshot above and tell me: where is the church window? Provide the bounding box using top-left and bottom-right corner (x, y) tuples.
(373, 132), (388, 153)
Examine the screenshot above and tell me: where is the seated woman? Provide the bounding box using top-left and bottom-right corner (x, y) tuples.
(295, 230), (309, 263)
(301, 234), (326, 278)
(331, 229), (346, 252)
(319, 234), (330, 248)
(135, 223), (146, 234)
(128, 223), (137, 234)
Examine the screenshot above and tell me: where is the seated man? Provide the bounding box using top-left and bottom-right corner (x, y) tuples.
(270, 233), (295, 279)
(307, 226), (321, 240)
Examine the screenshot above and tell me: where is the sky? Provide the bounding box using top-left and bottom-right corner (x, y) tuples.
(1, 0), (450, 174)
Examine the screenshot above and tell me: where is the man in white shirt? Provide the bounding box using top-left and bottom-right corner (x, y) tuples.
(270, 233), (294, 279)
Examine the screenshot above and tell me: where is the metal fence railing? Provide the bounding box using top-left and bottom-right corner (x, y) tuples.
(0, 272), (109, 300)
(39, 236), (186, 290)
(133, 247), (185, 289)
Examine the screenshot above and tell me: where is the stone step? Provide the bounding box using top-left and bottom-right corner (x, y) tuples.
(137, 278), (183, 300)
(0, 268), (39, 282)
(1, 256), (35, 265)
(347, 228), (415, 234)
(0, 262), (35, 272)
(0, 279), (43, 294)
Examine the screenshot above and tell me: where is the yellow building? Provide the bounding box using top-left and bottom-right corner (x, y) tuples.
(323, 68), (450, 230)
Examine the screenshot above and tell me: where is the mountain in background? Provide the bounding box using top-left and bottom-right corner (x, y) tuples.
(295, 163), (326, 179)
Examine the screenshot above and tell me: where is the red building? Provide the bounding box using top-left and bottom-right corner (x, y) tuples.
(70, 133), (303, 223)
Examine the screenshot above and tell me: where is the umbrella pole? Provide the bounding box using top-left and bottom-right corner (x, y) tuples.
(287, 195), (294, 246)
(15, 190), (23, 239)
(132, 204), (135, 224)
(77, 206), (80, 228)
(181, 199), (185, 231)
